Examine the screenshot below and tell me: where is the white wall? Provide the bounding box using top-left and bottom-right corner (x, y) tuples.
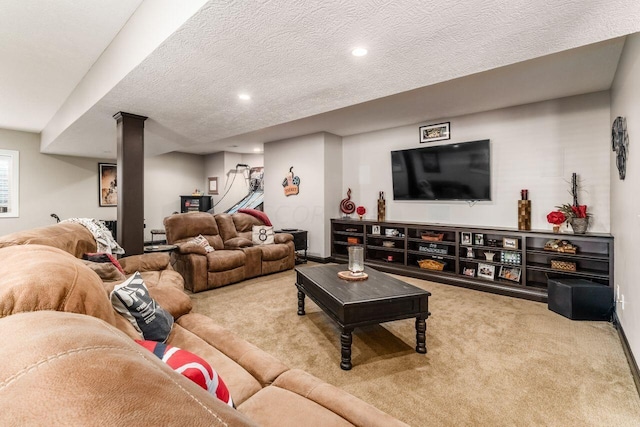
(342, 92), (611, 232)
(264, 133), (341, 257)
(0, 128), (206, 242)
(610, 33), (640, 365)
(0, 128), (117, 234)
(144, 151), (205, 240)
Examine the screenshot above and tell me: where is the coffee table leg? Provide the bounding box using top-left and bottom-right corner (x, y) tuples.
(340, 329), (353, 370)
(415, 316), (427, 354)
(297, 289), (305, 315)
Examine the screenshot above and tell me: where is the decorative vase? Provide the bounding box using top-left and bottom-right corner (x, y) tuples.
(518, 200), (531, 231)
(552, 225), (560, 233)
(570, 217), (589, 234)
(377, 199), (386, 222)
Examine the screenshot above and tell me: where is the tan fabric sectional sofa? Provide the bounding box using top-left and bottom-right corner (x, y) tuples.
(0, 222), (407, 426)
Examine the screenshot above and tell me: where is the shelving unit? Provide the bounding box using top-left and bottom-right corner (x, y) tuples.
(330, 219), (613, 302)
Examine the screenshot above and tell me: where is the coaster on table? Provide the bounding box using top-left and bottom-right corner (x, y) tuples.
(337, 271), (369, 281)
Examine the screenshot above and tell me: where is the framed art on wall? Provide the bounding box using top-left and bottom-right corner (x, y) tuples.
(208, 177), (218, 195)
(419, 122), (450, 143)
(99, 163), (117, 207)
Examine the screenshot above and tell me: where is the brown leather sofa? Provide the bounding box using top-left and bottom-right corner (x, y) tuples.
(0, 223), (407, 426)
(164, 212), (295, 292)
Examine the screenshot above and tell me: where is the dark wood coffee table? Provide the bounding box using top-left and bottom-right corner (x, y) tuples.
(295, 264), (431, 370)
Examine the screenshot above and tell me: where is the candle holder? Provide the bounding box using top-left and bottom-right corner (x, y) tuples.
(348, 246), (364, 276)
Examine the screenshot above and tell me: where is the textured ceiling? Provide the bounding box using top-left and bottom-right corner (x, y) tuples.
(0, 0), (143, 132)
(9, 1), (640, 157)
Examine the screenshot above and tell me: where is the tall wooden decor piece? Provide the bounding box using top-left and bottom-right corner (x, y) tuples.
(518, 200), (531, 231)
(377, 191), (386, 222)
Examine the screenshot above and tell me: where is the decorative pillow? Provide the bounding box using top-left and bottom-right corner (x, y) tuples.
(82, 260), (126, 282)
(239, 208), (272, 226)
(136, 340), (234, 407)
(110, 272), (173, 342)
(252, 225), (274, 245)
(190, 234), (214, 253)
(83, 252), (125, 275)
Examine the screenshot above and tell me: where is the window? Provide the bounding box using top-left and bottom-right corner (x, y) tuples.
(0, 149), (19, 218)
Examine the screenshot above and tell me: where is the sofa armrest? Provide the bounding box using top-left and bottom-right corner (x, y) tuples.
(119, 253), (171, 275)
(274, 233), (293, 244)
(225, 237), (254, 249)
(176, 241), (208, 255)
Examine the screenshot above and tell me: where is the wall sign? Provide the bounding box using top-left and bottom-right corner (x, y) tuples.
(282, 166), (300, 196)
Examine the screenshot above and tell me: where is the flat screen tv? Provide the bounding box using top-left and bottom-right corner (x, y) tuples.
(391, 140), (491, 201)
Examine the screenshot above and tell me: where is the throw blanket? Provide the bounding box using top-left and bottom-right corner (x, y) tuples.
(62, 218), (125, 255)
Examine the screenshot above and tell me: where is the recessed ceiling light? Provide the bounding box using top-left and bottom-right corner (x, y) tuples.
(238, 93), (251, 100)
(351, 47), (368, 57)
(253, 147), (262, 152)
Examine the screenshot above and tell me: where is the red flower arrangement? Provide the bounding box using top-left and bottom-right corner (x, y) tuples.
(546, 211), (566, 225)
(356, 206), (366, 220)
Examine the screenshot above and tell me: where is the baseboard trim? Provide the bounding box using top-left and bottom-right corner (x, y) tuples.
(305, 255), (331, 264)
(614, 312), (640, 397)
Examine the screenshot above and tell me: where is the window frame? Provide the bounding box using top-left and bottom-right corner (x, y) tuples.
(0, 149), (19, 218)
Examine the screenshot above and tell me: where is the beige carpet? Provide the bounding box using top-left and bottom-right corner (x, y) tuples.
(190, 264), (640, 426)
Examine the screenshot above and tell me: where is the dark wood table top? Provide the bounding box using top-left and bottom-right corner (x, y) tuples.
(295, 264), (431, 306)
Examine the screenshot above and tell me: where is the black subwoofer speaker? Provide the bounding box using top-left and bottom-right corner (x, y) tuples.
(547, 278), (613, 321)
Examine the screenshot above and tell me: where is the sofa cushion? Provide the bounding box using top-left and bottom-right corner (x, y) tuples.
(82, 260), (126, 282)
(83, 252), (126, 274)
(110, 272), (174, 342)
(206, 250), (246, 273)
(0, 244), (116, 326)
(237, 385), (352, 427)
(0, 311), (254, 426)
(169, 321), (265, 406)
(164, 212), (224, 250)
(259, 243), (291, 262)
(0, 222), (97, 258)
(252, 226), (274, 245)
(136, 340), (234, 407)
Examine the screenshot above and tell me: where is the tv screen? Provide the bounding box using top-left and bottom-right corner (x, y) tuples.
(391, 140), (491, 201)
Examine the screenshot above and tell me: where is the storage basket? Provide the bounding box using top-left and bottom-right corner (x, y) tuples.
(551, 260), (577, 272)
(421, 232), (444, 241)
(418, 259), (446, 271)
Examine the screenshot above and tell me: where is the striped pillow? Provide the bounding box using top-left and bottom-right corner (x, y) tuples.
(136, 340), (233, 407)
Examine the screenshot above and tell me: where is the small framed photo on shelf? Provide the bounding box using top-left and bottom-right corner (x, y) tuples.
(500, 251), (522, 264)
(503, 237), (518, 249)
(372, 225), (381, 235)
(477, 263), (495, 280)
(498, 266), (522, 282)
(419, 122), (450, 143)
(474, 233), (484, 246)
(462, 267), (476, 277)
(461, 232), (472, 245)
(466, 247), (475, 258)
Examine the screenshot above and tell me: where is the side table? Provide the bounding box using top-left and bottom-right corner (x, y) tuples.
(275, 229), (307, 264)
(143, 244), (177, 254)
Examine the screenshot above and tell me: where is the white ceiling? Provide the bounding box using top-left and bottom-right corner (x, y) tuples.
(4, 1), (640, 158)
(0, 0), (143, 132)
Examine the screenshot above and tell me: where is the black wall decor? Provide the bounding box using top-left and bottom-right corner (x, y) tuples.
(612, 116), (629, 180)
